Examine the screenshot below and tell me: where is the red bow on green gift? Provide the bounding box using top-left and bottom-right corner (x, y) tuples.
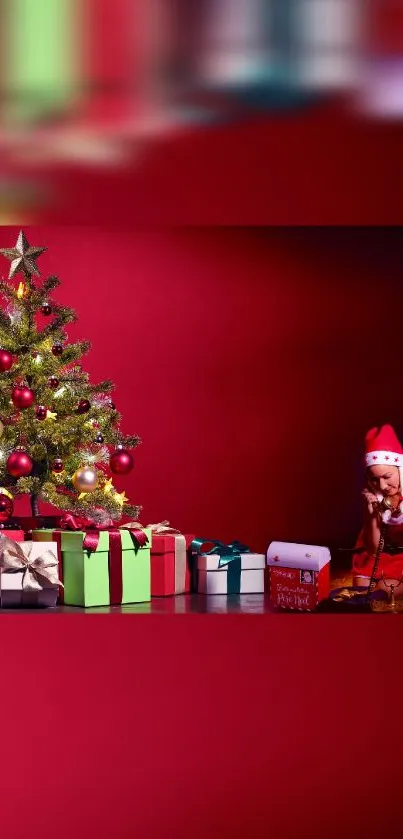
(59, 513), (148, 551)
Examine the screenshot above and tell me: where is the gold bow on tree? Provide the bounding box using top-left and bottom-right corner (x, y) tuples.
(0, 537), (63, 592)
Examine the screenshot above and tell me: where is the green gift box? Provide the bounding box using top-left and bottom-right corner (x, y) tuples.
(3, 0), (79, 128)
(32, 528), (151, 608)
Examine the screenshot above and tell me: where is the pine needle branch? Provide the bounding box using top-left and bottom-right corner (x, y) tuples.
(0, 281), (16, 301)
(42, 275), (61, 292)
(90, 380), (114, 394)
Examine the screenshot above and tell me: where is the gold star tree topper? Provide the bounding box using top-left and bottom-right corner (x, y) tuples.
(0, 230), (46, 279)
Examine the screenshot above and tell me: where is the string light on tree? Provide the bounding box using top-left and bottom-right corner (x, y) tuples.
(3, 412), (20, 426)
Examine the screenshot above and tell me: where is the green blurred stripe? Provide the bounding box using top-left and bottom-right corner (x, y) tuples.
(3, 0), (80, 125)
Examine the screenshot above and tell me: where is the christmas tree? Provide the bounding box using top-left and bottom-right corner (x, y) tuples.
(0, 231), (141, 524)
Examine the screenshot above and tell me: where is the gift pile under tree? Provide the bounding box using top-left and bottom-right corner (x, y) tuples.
(0, 230), (140, 526)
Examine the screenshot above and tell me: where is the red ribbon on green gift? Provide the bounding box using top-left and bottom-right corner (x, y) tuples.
(58, 514), (149, 605)
(52, 531), (64, 604)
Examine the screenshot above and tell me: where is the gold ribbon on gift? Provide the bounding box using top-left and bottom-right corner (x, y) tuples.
(0, 536), (63, 592)
(146, 521), (180, 534)
(129, 520), (187, 595)
(147, 522), (187, 595)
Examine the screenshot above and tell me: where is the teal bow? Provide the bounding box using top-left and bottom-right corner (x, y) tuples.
(191, 538), (251, 595)
(190, 538), (251, 568)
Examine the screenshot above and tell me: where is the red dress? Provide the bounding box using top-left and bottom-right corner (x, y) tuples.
(353, 513), (403, 583)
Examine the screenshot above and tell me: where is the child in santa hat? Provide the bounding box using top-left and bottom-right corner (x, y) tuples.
(353, 424), (403, 589)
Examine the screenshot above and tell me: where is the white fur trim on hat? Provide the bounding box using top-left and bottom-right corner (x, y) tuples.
(365, 450), (403, 467)
(369, 454), (403, 518)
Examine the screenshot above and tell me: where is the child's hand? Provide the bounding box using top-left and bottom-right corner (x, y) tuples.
(362, 489), (380, 516)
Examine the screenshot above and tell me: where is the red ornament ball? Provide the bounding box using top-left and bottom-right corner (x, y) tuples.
(0, 349), (13, 372)
(35, 405), (48, 420)
(7, 450), (33, 477)
(77, 398), (91, 414)
(51, 457), (64, 473)
(48, 376), (59, 389)
(12, 385), (35, 410)
(110, 448), (134, 475)
(0, 493), (13, 522)
(41, 303), (52, 316)
(52, 344), (63, 356)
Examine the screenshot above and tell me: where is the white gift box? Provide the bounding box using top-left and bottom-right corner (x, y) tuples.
(0, 540), (59, 609)
(197, 552), (265, 595)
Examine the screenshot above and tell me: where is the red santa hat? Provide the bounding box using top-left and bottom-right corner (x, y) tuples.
(364, 424), (403, 519)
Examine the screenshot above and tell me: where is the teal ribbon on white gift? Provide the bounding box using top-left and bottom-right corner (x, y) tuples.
(190, 538), (251, 594)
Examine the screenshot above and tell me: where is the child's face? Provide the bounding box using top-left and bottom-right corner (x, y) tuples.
(302, 571), (311, 583)
(367, 464), (400, 498)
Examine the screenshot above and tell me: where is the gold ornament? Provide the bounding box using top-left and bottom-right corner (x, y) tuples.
(72, 467), (98, 493)
(103, 478), (114, 495)
(114, 490), (129, 506)
(16, 282), (26, 299)
(0, 487), (13, 500)
(0, 420), (4, 439)
(0, 230), (46, 279)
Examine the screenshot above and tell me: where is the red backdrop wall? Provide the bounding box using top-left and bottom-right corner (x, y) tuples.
(3, 226), (403, 839)
(3, 226), (402, 552)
